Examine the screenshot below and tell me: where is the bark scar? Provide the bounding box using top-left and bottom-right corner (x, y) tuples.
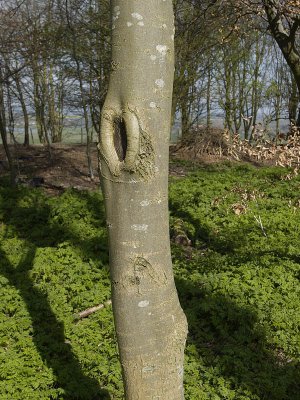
(133, 256), (168, 294)
(98, 105), (156, 181)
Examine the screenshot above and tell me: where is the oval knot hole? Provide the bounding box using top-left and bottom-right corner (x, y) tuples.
(113, 117), (127, 161)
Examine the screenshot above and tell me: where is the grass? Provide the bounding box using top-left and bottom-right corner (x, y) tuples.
(0, 161), (300, 399)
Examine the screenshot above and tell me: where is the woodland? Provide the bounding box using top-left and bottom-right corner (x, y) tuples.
(0, 0), (300, 399)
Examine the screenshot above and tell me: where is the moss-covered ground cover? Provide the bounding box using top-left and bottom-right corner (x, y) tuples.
(0, 162), (299, 399)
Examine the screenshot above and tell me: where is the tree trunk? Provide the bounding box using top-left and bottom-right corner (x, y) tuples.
(32, 66), (45, 144)
(6, 82), (16, 144)
(15, 74), (30, 146)
(76, 61), (94, 180)
(223, 57), (233, 133)
(206, 67), (211, 130)
(297, 108), (300, 128)
(263, 0), (300, 127)
(0, 72), (16, 185)
(98, 1), (188, 399)
(0, 111), (16, 185)
(181, 98), (190, 137)
(289, 75), (300, 128)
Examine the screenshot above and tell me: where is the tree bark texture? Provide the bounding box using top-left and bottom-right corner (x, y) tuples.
(98, 1), (188, 399)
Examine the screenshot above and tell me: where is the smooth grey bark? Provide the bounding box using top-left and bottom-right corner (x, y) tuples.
(98, 1), (187, 399)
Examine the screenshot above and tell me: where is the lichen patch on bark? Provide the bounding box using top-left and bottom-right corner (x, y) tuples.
(138, 300), (150, 308)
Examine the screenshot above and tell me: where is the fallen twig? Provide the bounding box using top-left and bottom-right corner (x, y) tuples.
(76, 300), (112, 319)
(254, 215), (267, 237)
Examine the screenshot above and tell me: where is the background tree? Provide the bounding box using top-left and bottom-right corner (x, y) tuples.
(262, 0), (300, 127)
(0, 0), (299, 181)
(225, 0), (300, 128)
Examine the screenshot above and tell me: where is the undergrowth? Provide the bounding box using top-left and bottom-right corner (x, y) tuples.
(0, 162), (299, 399)
(170, 162), (300, 400)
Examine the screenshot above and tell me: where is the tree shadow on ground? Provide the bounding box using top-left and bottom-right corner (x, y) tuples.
(0, 246), (111, 400)
(3, 180), (300, 399)
(176, 277), (300, 400)
(0, 184), (111, 399)
(172, 204), (300, 268)
(0, 183), (107, 258)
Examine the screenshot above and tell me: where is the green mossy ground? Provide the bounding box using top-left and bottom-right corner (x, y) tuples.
(0, 162), (299, 399)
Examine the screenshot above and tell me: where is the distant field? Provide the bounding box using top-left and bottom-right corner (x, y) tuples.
(1, 116), (95, 145)
(11, 127), (91, 145)
(0, 114), (291, 146)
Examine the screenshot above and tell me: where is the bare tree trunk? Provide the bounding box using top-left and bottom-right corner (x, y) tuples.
(98, 1), (187, 399)
(14, 74), (30, 146)
(0, 115), (15, 185)
(32, 67), (45, 144)
(289, 76), (298, 126)
(76, 62), (94, 180)
(6, 81), (16, 144)
(263, 0), (300, 127)
(223, 58), (233, 133)
(0, 71), (15, 184)
(206, 67), (211, 130)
